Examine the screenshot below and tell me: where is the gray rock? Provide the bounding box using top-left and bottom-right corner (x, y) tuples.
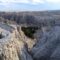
(31, 26), (60, 60)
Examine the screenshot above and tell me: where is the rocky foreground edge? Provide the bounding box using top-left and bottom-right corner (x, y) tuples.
(0, 23), (60, 60)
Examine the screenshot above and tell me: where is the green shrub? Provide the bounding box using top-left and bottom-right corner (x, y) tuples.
(21, 26), (38, 39)
(0, 32), (4, 39)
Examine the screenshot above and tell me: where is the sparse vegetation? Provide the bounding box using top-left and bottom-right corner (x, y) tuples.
(21, 26), (38, 39)
(0, 32), (4, 39)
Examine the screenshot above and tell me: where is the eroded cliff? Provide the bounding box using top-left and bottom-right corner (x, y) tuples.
(0, 23), (60, 60)
(0, 23), (35, 60)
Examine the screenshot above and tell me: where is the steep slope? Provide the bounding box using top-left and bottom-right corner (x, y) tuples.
(1, 22), (60, 60)
(0, 23), (33, 60)
(31, 26), (60, 60)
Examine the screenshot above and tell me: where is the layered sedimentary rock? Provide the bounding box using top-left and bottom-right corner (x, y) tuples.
(0, 22), (60, 60)
(0, 23), (33, 60)
(31, 26), (60, 60)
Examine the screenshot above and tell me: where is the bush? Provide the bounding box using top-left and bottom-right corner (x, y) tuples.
(21, 26), (38, 39)
(0, 32), (4, 39)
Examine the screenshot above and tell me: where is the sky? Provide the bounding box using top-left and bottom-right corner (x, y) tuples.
(0, 0), (60, 12)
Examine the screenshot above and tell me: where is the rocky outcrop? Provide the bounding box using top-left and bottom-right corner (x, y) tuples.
(1, 22), (60, 60)
(0, 23), (33, 60)
(31, 26), (60, 60)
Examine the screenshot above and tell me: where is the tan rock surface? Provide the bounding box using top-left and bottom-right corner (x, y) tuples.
(0, 23), (33, 60)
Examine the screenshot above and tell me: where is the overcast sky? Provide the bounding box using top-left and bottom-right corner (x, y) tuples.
(0, 0), (60, 11)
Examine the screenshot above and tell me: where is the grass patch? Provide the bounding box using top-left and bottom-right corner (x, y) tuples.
(21, 26), (38, 39)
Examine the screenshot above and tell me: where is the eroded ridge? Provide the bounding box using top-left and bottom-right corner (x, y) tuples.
(0, 23), (15, 43)
(0, 23), (33, 60)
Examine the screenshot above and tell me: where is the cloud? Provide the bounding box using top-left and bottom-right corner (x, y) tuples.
(31, 0), (45, 4)
(0, 0), (30, 7)
(46, 0), (60, 3)
(0, 0), (45, 5)
(0, 0), (29, 3)
(0, 0), (59, 11)
(31, 0), (44, 5)
(0, 0), (60, 6)
(32, 0), (60, 4)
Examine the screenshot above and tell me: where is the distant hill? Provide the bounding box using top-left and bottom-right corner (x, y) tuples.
(0, 10), (60, 26)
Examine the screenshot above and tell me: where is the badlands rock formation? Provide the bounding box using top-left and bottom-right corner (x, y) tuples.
(31, 26), (60, 60)
(0, 22), (60, 60)
(0, 23), (33, 60)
